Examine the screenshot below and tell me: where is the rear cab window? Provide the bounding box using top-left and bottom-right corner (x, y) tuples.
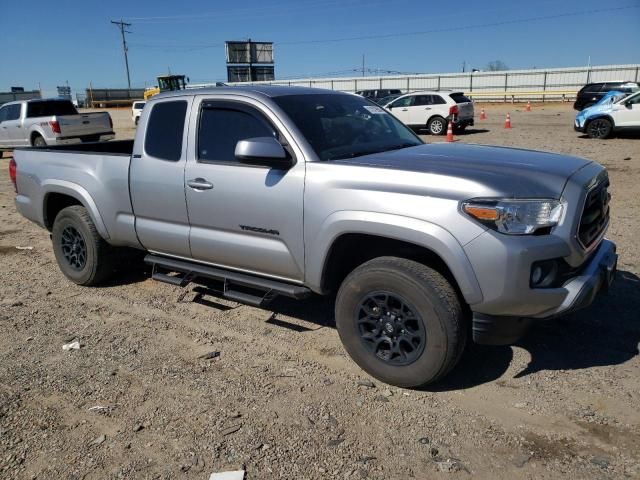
(449, 93), (472, 104)
(144, 100), (188, 161)
(26, 100), (77, 117)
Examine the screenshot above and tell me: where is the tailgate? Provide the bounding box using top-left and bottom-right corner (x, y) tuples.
(57, 113), (112, 137)
(457, 102), (474, 120)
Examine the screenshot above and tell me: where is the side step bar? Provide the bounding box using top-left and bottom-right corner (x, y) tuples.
(145, 254), (310, 307)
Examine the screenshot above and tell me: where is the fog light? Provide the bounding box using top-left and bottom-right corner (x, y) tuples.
(531, 266), (543, 285)
(530, 260), (559, 288)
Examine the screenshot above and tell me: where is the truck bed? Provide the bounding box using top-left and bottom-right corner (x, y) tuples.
(13, 140), (140, 249)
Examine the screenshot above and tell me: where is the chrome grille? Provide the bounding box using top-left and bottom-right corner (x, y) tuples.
(578, 177), (610, 249)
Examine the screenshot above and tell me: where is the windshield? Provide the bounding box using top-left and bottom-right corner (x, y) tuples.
(273, 93), (423, 160)
(596, 91), (627, 106)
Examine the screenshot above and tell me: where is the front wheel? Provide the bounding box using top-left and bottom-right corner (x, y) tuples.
(52, 206), (114, 285)
(427, 116), (447, 136)
(335, 257), (467, 387)
(586, 118), (613, 139)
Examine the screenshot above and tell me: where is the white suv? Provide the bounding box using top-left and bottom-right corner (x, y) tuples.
(132, 101), (146, 126)
(383, 90), (474, 135)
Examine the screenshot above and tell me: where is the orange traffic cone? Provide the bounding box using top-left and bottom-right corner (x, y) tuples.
(480, 108), (486, 120)
(446, 120), (454, 142)
(526, 101), (531, 112)
(504, 113), (512, 129)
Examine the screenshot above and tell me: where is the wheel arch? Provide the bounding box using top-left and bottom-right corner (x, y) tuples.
(584, 114), (615, 129)
(30, 128), (46, 146)
(426, 114), (447, 126)
(308, 211), (483, 306)
(42, 182), (110, 240)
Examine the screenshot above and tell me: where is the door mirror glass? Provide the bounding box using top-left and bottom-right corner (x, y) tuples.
(235, 137), (293, 169)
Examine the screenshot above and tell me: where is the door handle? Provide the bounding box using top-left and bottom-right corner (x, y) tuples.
(401, 108), (409, 111)
(187, 178), (214, 190)
(425, 107), (431, 110)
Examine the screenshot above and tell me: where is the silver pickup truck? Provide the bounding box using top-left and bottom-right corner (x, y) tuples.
(11, 86), (617, 387)
(0, 98), (114, 148)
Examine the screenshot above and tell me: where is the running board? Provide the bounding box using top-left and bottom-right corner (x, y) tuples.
(145, 254), (310, 306)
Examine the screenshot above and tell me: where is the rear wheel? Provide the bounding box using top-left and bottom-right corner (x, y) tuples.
(427, 116), (447, 136)
(586, 118), (613, 139)
(335, 257), (467, 387)
(32, 135), (46, 147)
(52, 206), (113, 285)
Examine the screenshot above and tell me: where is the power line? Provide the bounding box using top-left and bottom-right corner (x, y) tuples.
(276, 5), (639, 45)
(111, 19), (133, 89)
(122, 5), (638, 52)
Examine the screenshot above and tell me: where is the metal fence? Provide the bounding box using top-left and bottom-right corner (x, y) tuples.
(0, 90), (41, 106)
(234, 64), (640, 102)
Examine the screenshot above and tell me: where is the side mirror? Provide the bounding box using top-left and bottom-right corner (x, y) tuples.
(235, 137), (293, 169)
(625, 100), (633, 108)
(387, 104), (393, 110)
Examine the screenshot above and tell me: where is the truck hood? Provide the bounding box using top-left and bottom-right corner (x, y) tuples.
(332, 143), (593, 198)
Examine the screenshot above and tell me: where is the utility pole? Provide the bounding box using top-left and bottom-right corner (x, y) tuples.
(111, 19), (132, 89)
(362, 54), (365, 77)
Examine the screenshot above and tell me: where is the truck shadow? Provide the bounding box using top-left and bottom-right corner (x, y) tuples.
(427, 269), (640, 391)
(105, 258), (639, 392)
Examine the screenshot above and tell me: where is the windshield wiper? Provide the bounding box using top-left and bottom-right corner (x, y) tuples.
(326, 142), (419, 161)
(375, 142), (420, 153)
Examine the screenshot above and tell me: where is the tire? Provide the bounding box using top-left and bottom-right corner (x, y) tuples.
(427, 116), (447, 136)
(51, 205), (113, 286)
(586, 118), (613, 139)
(335, 257), (467, 387)
(32, 135), (46, 147)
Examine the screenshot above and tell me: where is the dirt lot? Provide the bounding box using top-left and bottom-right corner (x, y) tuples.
(1, 103), (639, 479)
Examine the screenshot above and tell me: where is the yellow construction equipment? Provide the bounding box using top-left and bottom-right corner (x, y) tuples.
(144, 74), (188, 100)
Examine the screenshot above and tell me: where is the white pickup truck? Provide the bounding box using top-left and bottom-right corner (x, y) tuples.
(0, 98), (114, 149)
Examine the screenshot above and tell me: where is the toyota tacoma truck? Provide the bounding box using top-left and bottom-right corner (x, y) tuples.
(0, 98), (114, 149)
(11, 86), (617, 387)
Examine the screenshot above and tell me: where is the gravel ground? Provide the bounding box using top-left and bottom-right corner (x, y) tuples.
(1, 103), (639, 479)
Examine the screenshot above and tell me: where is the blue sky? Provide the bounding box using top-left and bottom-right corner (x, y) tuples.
(1, 0), (639, 96)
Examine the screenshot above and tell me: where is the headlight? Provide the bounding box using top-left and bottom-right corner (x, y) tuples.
(462, 199), (563, 235)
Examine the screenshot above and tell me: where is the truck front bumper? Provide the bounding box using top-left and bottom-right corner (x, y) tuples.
(470, 239), (617, 345)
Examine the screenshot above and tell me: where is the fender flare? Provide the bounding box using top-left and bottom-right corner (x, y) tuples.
(306, 210), (483, 305)
(584, 114), (615, 129)
(42, 179), (110, 240)
(29, 125), (47, 145)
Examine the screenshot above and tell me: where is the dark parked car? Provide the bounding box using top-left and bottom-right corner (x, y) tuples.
(574, 81), (639, 111)
(355, 89), (402, 101)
